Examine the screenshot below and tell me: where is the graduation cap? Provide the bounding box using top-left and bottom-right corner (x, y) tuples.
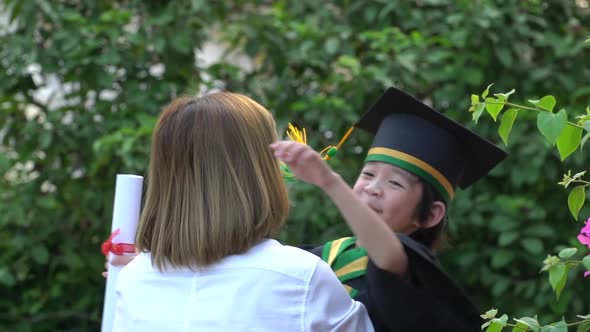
(354, 87), (507, 202)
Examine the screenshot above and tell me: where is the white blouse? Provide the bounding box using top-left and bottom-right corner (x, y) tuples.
(113, 239), (374, 332)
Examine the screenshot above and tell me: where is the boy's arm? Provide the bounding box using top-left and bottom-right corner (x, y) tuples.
(365, 238), (483, 331)
(270, 141), (408, 276)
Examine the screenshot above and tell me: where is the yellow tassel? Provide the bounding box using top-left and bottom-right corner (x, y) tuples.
(323, 126), (354, 160)
(281, 123), (307, 182)
(280, 124), (355, 182)
(286, 123), (307, 144)
(283, 123), (355, 160)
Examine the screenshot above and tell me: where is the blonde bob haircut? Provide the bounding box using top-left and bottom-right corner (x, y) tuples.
(136, 92), (290, 271)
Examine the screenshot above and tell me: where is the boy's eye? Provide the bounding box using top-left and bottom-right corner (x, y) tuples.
(362, 172), (374, 177)
(389, 181), (404, 188)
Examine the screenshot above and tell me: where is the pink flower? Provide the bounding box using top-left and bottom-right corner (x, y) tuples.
(579, 218), (590, 249)
(585, 271), (590, 278)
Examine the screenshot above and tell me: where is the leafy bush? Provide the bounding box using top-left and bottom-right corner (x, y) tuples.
(1, 0), (589, 330)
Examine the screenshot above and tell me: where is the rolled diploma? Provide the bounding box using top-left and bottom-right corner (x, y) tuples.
(101, 174), (144, 332)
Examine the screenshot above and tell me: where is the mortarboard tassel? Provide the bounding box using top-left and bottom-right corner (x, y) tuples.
(280, 124), (306, 183)
(280, 123), (355, 182)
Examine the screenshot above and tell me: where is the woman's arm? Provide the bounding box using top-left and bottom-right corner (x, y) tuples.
(305, 259), (374, 331)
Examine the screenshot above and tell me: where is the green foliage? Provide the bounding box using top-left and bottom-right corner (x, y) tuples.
(0, 0), (229, 330)
(548, 264), (568, 301)
(1, 0), (590, 331)
(499, 108), (519, 145)
(558, 248), (578, 260)
(472, 84), (590, 328)
(537, 109), (567, 145)
(568, 186), (586, 220)
(556, 124), (582, 161)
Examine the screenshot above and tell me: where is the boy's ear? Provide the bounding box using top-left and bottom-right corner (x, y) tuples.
(419, 201), (446, 229)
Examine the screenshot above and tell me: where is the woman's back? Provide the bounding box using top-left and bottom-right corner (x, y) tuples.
(112, 92), (373, 331)
(114, 239), (372, 331)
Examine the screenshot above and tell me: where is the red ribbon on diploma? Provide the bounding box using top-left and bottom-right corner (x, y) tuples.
(102, 228), (136, 256)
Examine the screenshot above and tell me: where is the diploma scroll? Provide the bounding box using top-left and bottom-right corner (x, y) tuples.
(101, 174), (144, 332)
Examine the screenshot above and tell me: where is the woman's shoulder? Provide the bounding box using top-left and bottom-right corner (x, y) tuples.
(232, 239), (323, 282)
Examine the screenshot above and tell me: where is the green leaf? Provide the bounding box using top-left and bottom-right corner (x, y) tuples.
(473, 103), (486, 123)
(32, 245), (50, 264)
(0, 267), (16, 287)
(558, 248), (577, 259)
(499, 108), (518, 146)
(514, 317), (540, 332)
(0, 153), (10, 170)
(487, 315), (509, 332)
(471, 94), (480, 105)
(336, 55), (361, 75)
(491, 278), (510, 296)
(482, 83), (494, 99)
(485, 96), (505, 122)
(538, 95), (557, 112)
(498, 231), (519, 246)
(482, 308), (499, 319)
(486, 321), (504, 332)
(527, 224), (554, 237)
(548, 264), (568, 300)
(537, 109), (567, 145)
(325, 37), (340, 55)
(492, 250), (515, 268)
(521, 238), (544, 255)
(529, 96), (557, 112)
(583, 255), (590, 271)
(556, 123), (582, 160)
(581, 133), (590, 150)
(38, 196), (58, 209)
(567, 185), (585, 220)
(171, 33), (192, 53)
(494, 89), (515, 101)
(576, 321), (590, 332)
(540, 319), (567, 332)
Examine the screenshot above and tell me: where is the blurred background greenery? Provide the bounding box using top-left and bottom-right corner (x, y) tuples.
(1, 0), (589, 330)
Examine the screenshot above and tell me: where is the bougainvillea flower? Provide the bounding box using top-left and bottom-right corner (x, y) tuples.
(585, 271), (589, 278)
(579, 218), (590, 249)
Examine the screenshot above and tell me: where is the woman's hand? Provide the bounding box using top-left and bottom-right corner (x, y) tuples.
(102, 254), (137, 278)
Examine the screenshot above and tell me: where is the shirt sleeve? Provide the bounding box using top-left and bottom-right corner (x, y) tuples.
(304, 259), (374, 332)
(364, 244), (482, 332)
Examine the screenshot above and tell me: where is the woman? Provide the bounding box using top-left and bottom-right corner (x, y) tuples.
(112, 92), (373, 331)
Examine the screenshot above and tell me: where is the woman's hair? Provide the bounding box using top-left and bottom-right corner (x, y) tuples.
(136, 92), (289, 271)
(410, 180), (447, 251)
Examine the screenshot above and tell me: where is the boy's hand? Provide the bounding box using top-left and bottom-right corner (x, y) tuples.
(270, 141), (339, 190)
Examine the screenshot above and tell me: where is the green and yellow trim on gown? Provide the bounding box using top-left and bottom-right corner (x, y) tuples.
(320, 237), (367, 299)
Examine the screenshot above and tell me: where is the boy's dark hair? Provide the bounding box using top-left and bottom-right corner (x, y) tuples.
(410, 180), (447, 251)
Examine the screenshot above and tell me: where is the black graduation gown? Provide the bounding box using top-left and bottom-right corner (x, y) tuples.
(303, 234), (483, 332)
